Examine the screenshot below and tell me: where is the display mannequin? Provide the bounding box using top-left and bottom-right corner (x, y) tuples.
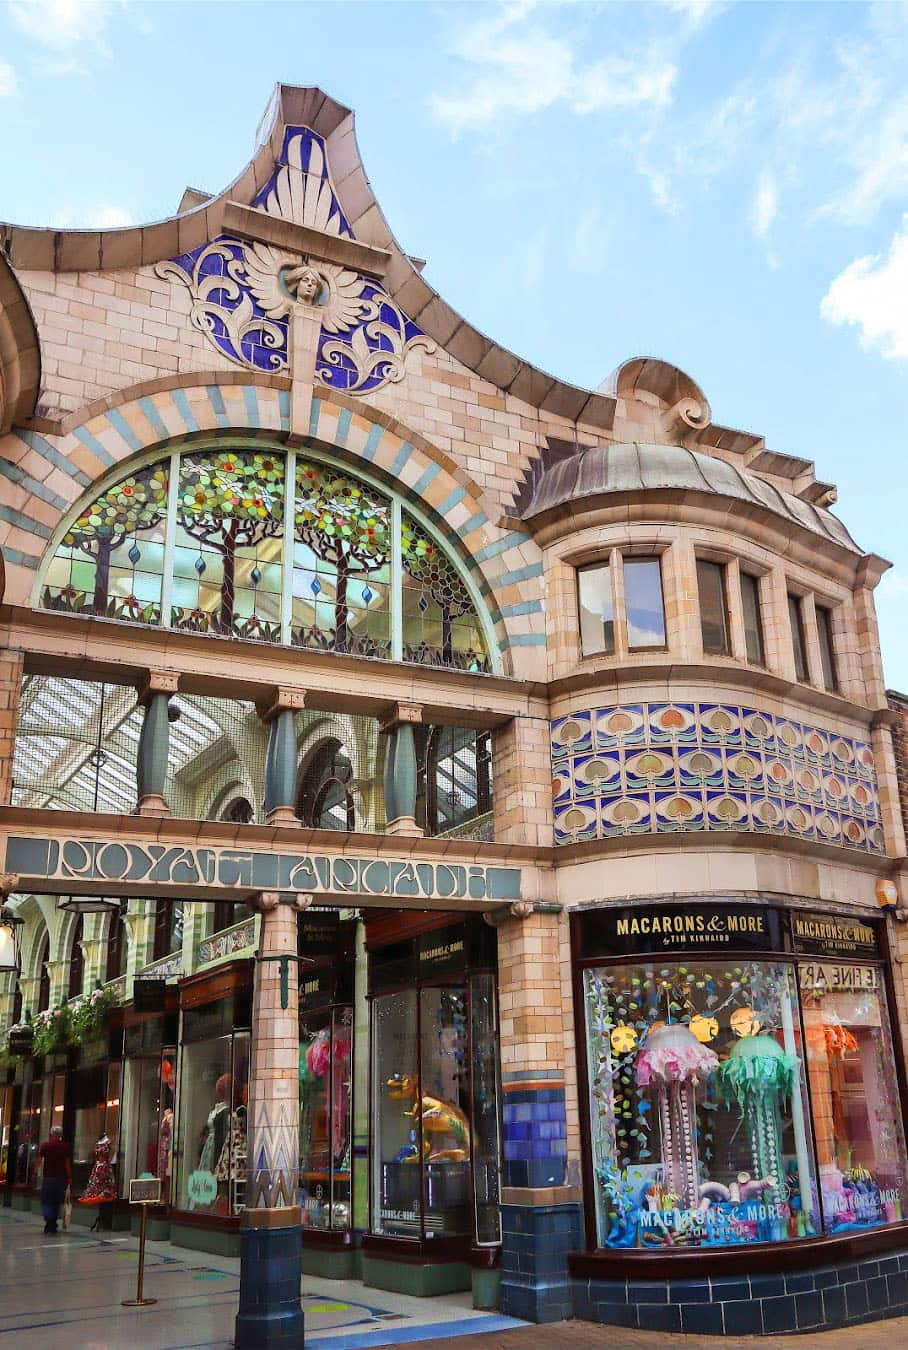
(79, 1133), (116, 1202)
(198, 1074), (231, 1173)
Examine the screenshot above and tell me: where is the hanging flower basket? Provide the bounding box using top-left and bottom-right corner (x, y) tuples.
(68, 986), (120, 1047)
(7, 1021), (34, 1056)
(31, 1006), (72, 1057)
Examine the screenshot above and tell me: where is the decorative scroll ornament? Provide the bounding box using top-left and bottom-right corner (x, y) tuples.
(156, 127), (433, 394)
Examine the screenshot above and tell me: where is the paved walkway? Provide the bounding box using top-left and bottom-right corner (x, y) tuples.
(4, 1206), (905, 1348)
(0, 1207), (522, 1348)
(405, 1313), (908, 1348)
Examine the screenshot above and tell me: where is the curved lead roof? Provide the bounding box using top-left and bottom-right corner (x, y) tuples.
(519, 441), (860, 553)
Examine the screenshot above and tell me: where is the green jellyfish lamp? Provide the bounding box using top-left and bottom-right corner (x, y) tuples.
(718, 1034), (799, 1199)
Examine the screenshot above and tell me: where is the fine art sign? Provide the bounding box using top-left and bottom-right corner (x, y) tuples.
(4, 836), (521, 904)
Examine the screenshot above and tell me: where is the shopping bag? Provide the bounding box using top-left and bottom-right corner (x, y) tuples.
(62, 1187), (72, 1231)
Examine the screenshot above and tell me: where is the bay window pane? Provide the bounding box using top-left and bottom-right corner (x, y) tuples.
(788, 593), (808, 681)
(578, 564), (614, 655)
(816, 605), (838, 692)
(697, 560), (729, 655)
(625, 557), (666, 649)
(741, 572), (765, 665)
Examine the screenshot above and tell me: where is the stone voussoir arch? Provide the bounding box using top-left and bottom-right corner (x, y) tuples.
(7, 375), (545, 662)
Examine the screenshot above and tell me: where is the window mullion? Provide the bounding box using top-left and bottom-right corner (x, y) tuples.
(391, 497), (403, 662)
(281, 448), (296, 647)
(160, 451), (180, 629)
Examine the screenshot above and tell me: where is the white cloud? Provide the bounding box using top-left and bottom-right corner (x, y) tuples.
(431, 3), (677, 134)
(9, 0), (117, 49)
(751, 170), (778, 240)
(0, 61), (16, 96)
(53, 204), (135, 228)
(660, 0), (728, 30)
(821, 216), (908, 360)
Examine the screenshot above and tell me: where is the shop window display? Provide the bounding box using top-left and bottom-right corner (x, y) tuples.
(801, 964), (907, 1230)
(583, 959), (820, 1249)
(122, 1049), (175, 1202)
(299, 1004), (353, 1232)
(369, 927), (501, 1249)
(178, 1026), (249, 1216)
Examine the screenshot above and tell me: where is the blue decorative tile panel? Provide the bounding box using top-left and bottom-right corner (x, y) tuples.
(158, 127), (432, 394)
(551, 702), (882, 853)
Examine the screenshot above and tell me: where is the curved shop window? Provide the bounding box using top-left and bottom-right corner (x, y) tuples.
(39, 447), (493, 673)
(576, 904), (908, 1253)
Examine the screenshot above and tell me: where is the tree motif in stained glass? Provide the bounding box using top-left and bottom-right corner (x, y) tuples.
(172, 451), (284, 641)
(292, 460), (391, 656)
(401, 511), (489, 672)
(42, 460), (169, 622)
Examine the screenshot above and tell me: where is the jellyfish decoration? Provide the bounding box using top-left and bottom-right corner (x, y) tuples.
(636, 1023), (719, 1210)
(717, 1034), (799, 1201)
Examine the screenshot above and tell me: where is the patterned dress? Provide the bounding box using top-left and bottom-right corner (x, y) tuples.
(79, 1136), (116, 1202)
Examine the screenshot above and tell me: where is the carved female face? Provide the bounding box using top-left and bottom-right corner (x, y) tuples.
(285, 265), (323, 305)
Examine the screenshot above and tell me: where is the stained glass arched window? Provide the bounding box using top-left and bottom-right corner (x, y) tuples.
(40, 447), (493, 673)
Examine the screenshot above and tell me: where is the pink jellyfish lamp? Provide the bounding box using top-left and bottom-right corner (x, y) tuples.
(636, 1023), (719, 1209)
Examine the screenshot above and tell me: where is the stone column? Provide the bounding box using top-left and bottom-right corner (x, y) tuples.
(0, 648), (24, 807)
(491, 713), (553, 847)
(380, 703), (423, 837)
(493, 903), (581, 1324)
(259, 688), (305, 827)
(236, 891), (305, 1350)
(135, 671), (179, 817)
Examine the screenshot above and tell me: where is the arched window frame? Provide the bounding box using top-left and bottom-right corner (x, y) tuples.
(66, 913), (84, 1001)
(105, 904), (128, 983)
(36, 440), (500, 673)
(36, 932), (50, 1013)
(297, 737), (356, 831)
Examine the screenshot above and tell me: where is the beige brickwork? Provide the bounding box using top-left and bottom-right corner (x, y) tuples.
(0, 647), (23, 806)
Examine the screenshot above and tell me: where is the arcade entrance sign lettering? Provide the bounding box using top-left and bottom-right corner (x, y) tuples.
(4, 835), (522, 903)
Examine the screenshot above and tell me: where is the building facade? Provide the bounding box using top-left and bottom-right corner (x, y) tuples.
(1, 85), (908, 1341)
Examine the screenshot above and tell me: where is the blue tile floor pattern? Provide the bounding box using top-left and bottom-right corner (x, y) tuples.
(0, 1209), (525, 1349)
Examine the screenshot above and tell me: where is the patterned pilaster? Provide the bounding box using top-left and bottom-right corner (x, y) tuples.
(237, 891), (304, 1350)
(246, 893), (301, 1213)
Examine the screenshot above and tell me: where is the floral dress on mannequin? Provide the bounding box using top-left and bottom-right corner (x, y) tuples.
(79, 1134), (117, 1202)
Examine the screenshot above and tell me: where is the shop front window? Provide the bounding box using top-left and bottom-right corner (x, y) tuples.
(370, 953), (499, 1245)
(584, 958), (819, 1249)
(470, 972), (503, 1245)
(419, 985), (472, 1238)
(299, 1006), (353, 1232)
(123, 1049), (176, 1202)
(801, 964), (907, 1230)
(178, 1027), (249, 1216)
(372, 989), (420, 1236)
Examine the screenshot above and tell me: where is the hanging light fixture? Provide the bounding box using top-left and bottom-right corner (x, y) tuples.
(0, 904), (24, 975)
(57, 895), (123, 916)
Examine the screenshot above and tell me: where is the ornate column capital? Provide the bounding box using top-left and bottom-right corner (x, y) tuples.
(256, 686), (307, 722)
(137, 669), (180, 705)
(379, 701), (423, 734)
(0, 872), (20, 900)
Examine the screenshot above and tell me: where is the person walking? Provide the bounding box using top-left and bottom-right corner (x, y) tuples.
(38, 1124), (72, 1235)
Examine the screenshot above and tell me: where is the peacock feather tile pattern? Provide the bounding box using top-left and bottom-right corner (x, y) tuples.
(551, 702), (883, 853)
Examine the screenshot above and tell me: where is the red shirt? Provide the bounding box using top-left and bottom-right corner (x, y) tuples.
(40, 1137), (71, 1180)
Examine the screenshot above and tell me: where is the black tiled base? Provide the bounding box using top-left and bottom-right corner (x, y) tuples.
(574, 1244), (908, 1335)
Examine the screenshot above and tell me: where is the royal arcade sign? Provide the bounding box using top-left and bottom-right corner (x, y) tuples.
(2, 834), (522, 908)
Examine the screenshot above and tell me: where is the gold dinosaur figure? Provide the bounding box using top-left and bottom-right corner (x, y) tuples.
(386, 1074), (471, 1163)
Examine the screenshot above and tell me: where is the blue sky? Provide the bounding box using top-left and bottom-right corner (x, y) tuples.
(1, 0), (907, 686)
